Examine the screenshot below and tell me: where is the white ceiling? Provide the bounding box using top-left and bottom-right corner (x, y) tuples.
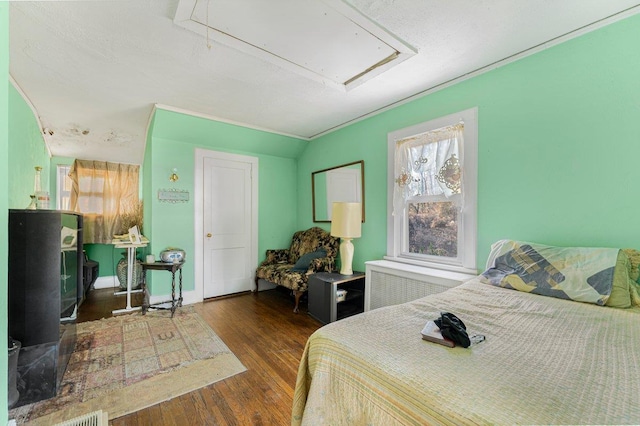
(9, 0), (640, 164)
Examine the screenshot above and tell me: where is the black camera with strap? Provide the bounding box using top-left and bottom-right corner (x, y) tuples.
(434, 312), (471, 348)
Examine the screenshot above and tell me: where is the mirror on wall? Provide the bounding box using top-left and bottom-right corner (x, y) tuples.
(312, 160), (365, 223)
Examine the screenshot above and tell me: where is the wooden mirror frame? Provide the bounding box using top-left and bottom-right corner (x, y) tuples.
(312, 160), (365, 223)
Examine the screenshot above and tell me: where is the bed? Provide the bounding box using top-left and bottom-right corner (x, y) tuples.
(292, 241), (640, 425)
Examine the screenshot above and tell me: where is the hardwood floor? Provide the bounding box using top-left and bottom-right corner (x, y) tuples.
(78, 287), (322, 425)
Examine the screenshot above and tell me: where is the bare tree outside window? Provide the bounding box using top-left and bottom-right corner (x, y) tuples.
(408, 202), (458, 258)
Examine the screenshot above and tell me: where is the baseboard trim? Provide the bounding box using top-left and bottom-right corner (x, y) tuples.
(94, 276), (119, 290)
(98, 281), (270, 307)
(149, 289), (200, 307)
(94, 276), (203, 308)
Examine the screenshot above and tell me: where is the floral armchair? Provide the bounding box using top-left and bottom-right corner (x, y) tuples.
(255, 227), (339, 313)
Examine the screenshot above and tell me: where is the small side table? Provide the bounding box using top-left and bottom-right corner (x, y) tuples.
(141, 261), (184, 318)
(308, 272), (365, 324)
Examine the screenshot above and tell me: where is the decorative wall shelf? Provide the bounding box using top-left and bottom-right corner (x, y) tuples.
(158, 188), (189, 203)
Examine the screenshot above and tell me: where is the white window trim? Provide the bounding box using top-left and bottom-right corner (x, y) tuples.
(56, 164), (72, 211)
(386, 107), (478, 274)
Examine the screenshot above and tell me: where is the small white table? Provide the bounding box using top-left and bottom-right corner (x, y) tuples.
(111, 240), (148, 315)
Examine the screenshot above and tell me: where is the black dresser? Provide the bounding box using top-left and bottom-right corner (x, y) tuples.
(8, 209), (83, 406)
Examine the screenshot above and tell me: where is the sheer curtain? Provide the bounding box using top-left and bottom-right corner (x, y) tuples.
(69, 159), (141, 244)
(392, 123), (464, 217)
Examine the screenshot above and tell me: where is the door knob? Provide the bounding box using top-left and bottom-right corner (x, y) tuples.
(206, 233), (212, 238)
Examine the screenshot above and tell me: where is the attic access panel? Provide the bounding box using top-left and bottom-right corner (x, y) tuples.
(174, 0), (416, 91)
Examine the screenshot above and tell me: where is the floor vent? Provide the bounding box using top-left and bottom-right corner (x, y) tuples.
(54, 410), (108, 426)
(365, 260), (477, 311)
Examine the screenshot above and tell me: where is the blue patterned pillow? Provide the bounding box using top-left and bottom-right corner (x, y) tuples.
(481, 240), (619, 306)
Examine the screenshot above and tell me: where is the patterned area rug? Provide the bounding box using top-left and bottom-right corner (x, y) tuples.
(9, 307), (246, 425)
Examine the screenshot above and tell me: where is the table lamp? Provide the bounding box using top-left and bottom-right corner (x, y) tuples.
(331, 202), (362, 275)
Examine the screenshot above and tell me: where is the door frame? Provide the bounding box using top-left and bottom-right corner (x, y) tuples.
(194, 148), (259, 301)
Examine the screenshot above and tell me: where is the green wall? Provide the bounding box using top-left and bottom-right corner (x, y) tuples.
(298, 13), (640, 272)
(8, 83), (50, 208)
(83, 244), (120, 277)
(151, 110), (307, 159)
(144, 109), (305, 295)
(1, 4), (10, 424)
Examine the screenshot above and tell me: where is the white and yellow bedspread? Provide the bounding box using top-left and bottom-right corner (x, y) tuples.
(292, 278), (640, 425)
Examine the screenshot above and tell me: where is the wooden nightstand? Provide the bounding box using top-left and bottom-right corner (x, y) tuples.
(308, 272), (365, 324)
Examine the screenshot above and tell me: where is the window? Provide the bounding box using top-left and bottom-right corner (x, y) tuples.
(69, 160), (141, 244)
(387, 108), (477, 272)
(57, 165), (72, 210)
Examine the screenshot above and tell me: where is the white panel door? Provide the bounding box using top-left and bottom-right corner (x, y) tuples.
(203, 156), (253, 298)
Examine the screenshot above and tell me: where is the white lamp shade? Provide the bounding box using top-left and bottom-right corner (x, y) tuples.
(331, 202), (362, 238)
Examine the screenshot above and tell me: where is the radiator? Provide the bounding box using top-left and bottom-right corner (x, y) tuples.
(54, 410), (108, 426)
(365, 260), (476, 311)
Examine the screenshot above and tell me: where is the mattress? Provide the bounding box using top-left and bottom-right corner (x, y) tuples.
(292, 277), (640, 425)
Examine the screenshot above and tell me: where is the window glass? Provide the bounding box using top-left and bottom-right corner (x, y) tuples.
(57, 165), (72, 210)
(408, 201), (458, 258)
